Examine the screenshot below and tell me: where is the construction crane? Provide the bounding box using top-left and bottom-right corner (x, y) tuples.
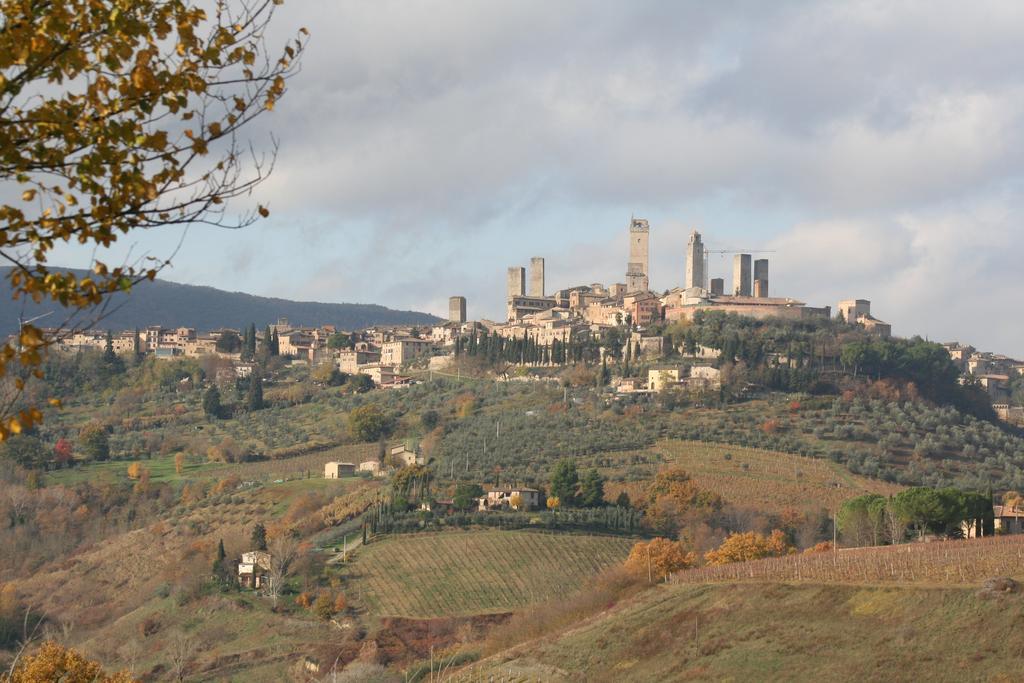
(702, 248), (775, 290)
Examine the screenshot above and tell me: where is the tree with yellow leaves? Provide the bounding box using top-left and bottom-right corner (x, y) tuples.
(704, 529), (795, 566)
(624, 538), (696, 583)
(642, 467), (723, 536)
(0, 0), (308, 439)
(2, 640), (138, 682)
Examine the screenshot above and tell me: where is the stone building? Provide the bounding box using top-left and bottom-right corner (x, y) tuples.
(380, 338), (432, 366)
(529, 257), (545, 297)
(685, 230), (705, 289)
(324, 462), (356, 478)
(448, 296), (467, 324)
(837, 299), (871, 322)
(753, 259), (769, 297)
(732, 254), (752, 296)
(626, 218), (650, 292)
(337, 349), (381, 373)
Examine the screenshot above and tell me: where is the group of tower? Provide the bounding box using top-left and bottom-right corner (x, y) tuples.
(684, 230), (769, 298)
(507, 257), (546, 299)
(493, 219), (775, 324)
(620, 220), (769, 298)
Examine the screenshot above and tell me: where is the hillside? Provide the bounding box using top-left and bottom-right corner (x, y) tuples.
(456, 536), (1024, 681)
(0, 267), (440, 333)
(347, 531), (634, 618)
(602, 440), (902, 516)
(464, 579), (1024, 682)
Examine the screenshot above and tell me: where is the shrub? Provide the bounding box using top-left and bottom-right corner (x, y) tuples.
(704, 530), (795, 565)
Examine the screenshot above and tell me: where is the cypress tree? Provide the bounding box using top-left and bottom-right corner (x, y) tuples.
(244, 323), (257, 360)
(260, 324), (273, 359)
(246, 374), (264, 411)
(203, 386), (223, 419)
(251, 523), (267, 551)
(132, 327), (142, 363)
(212, 538), (229, 586)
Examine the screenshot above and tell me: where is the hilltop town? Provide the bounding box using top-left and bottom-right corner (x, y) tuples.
(39, 218), (1022, 426)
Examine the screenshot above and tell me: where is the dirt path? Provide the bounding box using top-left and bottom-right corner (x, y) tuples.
(325, 533), (364, 564)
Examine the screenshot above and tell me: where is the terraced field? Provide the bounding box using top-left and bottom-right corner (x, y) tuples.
(605, 440), (902, 514)
(45, 441), (381, 486)
(348, 531), (634, 617)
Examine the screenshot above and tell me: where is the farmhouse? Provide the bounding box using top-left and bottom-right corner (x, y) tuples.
(420, 498), (455, 513)
(994, 505), (1024, 534)
(479, 487), (542, 511)
(324, 461), (356, 478)
(237, 550), (271, 589)
(358, 460), (384, 476)
(390, 444), (423, 467)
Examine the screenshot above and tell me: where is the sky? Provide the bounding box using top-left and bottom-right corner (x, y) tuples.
(49, 1), (1024, 355)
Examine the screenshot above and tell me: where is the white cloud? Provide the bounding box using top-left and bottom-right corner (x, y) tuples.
(49, 1), (1024, 353)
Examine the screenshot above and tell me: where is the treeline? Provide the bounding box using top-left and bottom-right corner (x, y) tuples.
(838, 487), (993, 546)
(367, 504), (643, 537)
(455, 329), (600, 366)
(666, 311), (995, 420)
(840, 336), (995, 419)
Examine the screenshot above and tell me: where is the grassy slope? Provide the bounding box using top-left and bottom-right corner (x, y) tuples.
(466, 581), (1024, 682)
(604, 439), (902, 514)
(8, 476), (381, 681)
(44, 442), (380, 486)
(347, 531), (634, 618)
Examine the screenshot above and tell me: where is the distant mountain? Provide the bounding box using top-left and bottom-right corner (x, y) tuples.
(0, 268), (441, 333)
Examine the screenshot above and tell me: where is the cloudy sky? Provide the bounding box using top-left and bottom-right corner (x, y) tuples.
(52, 1), (1024, 354)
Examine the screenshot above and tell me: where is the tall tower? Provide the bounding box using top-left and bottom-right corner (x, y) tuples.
(753, 259), (769, 298)
(732, 254), (752, 296)
(685, 230), (705, 289)
(626, 218), (650, 293)
(506, 266), (525, 300)
(506, 266), (525, 322)
(528, 257), (545, 297)
(448, 296), (467, 324)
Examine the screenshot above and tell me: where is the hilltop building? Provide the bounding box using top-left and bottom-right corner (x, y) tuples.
(663, 289), (829, 322)
(626, 218), (650, 293)
(529, 257), (545, 297)
(838, 299), (891, 337)
(753, 259), (769, 298)
(506, 267), (525, 301)
(449, 296), (467, 324)
(733, 254), (752, 296)
(506, 257), (559, 322)
(685, 230), (705, 289)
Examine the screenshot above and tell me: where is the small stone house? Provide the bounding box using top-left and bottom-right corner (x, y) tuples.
(325, 461), (356, 478)
(358, 460), (384, 476)
(390, 444), (423, 467)
(479, 487), (542, 511)
(238, 550), (271, 589)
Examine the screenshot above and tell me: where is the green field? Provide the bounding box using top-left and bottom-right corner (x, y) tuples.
(43, 441), (381, 487)
(347, 531), (634, 617)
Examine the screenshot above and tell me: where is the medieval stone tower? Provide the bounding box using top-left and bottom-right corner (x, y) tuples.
(626, 218), (650, 292)
(685, 230), (705, 289)
(528, 257), (545, 297)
